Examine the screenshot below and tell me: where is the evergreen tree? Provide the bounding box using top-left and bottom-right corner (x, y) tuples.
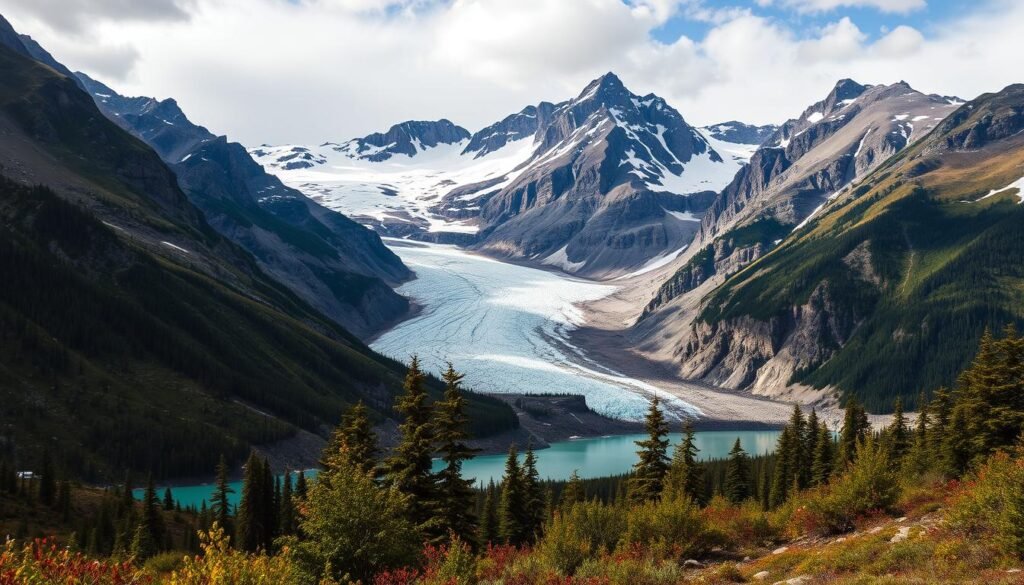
(295, 471), (308, 500)
(433, 363), (480, 543)
(236, 453), (266, 552)
(561, 470), (585, 508)
(497, 444), (526, 545)
(211, 456), (234, 538)
(886, 397), (910, 463)
(810, 424), (834, 486)
(758, 460), (770, 510)
(134, 474), (163, 559)
(769, 426), (794, 508)
(521, 443), (544, 539)
(326, 401), (378, 476)
(665, 420), (703, 503)
(788, 405), (810, 489)
(292, 447), (420, 584)
(627, 397), (670, 503)
(904, 393), (932, 475)
(280, 471), (296, 536)
(384, 356), (440, 536)
(162, 488), (174, 511)
(836, 397), (869, 472)
(723, 438), (750, 504)
(479, 481), (499, 545)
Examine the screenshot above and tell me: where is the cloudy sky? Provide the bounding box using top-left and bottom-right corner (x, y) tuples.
(5, 0), (1021, 145)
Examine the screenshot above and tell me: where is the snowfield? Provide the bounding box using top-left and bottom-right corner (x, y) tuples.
(250, 137), (536, 233)
(371, 241), (701, 421)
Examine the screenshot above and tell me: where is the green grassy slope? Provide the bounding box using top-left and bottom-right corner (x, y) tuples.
(697, 85), (1024, 411)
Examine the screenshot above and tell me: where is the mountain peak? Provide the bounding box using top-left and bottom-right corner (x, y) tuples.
(577, 71), (627, 101)
(339, 118), (470, 161)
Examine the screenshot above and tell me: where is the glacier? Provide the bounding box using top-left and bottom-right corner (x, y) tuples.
(371, 241), (701, 421)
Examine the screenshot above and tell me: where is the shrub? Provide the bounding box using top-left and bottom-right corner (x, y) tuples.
(0, 538), (151, 584)
(290, 450), (421, 584)
(421, 538), (478, 585)
(793, 438), (899, 534)
(575, 554), (684, 585)
(143, 550), (187, 575)
(536, 500), (627, 575)
(168, 525), (296, 585)
(947, 450), (1024, 558)
(618, 495), (714, 561)
(702, 496), (782, 548)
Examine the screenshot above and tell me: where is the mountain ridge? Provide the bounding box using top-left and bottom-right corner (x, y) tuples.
(74, 72), (413, 337)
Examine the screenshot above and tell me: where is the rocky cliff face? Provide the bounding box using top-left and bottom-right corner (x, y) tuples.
(337, 119), (471, 162)
(75, 73), (412, 337)
(701, 121), (779, 145)
(642, 79), (961, 322)
(466, 73), (739, 278)
(462, 105), (552, 158)
(656, 85), (1024, 411)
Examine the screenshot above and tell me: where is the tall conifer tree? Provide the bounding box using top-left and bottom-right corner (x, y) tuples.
(665, 420), (703, 503)
(385, 356), (440, 536)
(628, 397), (670, 502)
(434, 363), (480, 543)
(724, 438), (750, 503)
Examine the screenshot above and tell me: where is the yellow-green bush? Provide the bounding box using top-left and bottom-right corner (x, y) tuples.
(168, 525), (296, 585)
(619, 495), (714, 561)
(947, 450), (1024, 558)
(793, 438), (898, 535)
(536, 500), (626, 575)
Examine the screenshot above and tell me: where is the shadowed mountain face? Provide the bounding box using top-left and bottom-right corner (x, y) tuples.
(74, 72), (412, 337)
(657, 84), (1024, 411)
(0, 28), (515, 480)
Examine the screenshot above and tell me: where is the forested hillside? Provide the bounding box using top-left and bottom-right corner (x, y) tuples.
(675, 84), (1024, 411)
(0, 40), (515, 482)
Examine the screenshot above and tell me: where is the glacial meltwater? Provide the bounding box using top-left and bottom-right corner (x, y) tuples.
(142, 430), (780, 508)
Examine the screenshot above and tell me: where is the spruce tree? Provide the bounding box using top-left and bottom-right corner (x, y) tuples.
(137, 474), (163, 558)
(665, 420), (703, 503)
(788, 405), (809, 489)
(211, 455), (234, 537)
(479, 481), (499, 545)
(628, 397), (670, 503)
(279, 471), (296, 536)
(433, 363), (480, 543)
(810, 424), (833, 486)
(521, 443), (544, 540)
(904, 393), (931, 475)
(384, 356), (440, 536)
(836, 397), (868, 472)
(561, 470), (585, 508)
(327, 401), (378, 476)
(886, 397), (909, 463)
(162, 488), (174, 511)
(723, 438), (750, 504)
(236, 453), (266, 552)
(295, 471), (308, 500)
(769, 426), (794, 507)
(497, 444), (526, 545)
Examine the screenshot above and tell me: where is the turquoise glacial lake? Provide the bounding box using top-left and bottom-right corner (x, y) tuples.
(139, 430), (780, 509)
